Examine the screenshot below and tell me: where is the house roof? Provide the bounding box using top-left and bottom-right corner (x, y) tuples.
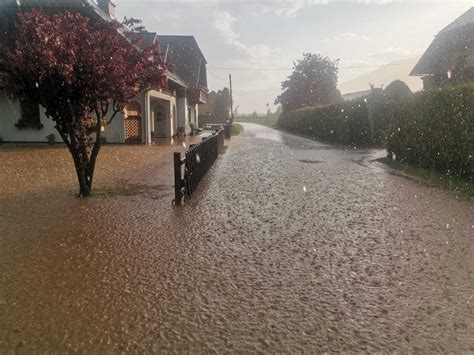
(0, 2), (208, 89)
(157, 35), (208, 89)
(411, 7), (474, 76)
(157, 35), (207, 64)
(127, 32), (158, 50)
(126, 32), (189, 88)
(0, 0), (114, 22)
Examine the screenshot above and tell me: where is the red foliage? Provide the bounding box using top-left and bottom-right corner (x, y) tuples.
(0, 9), (167, 196)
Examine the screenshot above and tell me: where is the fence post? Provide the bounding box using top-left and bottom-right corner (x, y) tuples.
(174, 152), (182, 206)
(225, 124), (231, 139)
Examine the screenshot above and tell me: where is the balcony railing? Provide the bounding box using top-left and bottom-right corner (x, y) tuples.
(187, 87), (208, 104)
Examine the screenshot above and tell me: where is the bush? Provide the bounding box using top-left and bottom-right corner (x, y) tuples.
(384, 80), (413, 98)
(278, 82), (472, 180)
(387, 84), (473, 180)
(278, 98), (373, 146)
(362, 82), (415, 147)
(46, 133), (56, 145)
(231, 123), (244, 136)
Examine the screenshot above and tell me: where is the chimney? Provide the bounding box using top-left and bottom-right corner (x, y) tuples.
(97, 0), (116, 19)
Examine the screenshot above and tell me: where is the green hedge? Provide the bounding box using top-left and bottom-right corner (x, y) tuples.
(386, 84), (473, 180)
(278, 98), (373, 146)
(278, 84), (473, 180)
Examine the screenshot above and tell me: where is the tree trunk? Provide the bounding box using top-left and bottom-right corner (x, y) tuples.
(71, 146), (94, 197)
(57, 128), (100, 198)
(76, 162), (92, 197)
(55, 114), (105, 198)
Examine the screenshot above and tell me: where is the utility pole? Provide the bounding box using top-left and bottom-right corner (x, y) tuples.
(229, 74), (234, 124)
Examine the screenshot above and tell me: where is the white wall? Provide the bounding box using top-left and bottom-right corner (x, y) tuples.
(175, 96), (200, 135)
(103, 113), (125, 143)
(195, 103), (199, 128)
(0, 89), (127, 144)
(0, 90), (57, 142)
(186, 104), (199, 134)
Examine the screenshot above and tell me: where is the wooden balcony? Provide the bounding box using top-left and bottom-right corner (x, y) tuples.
(187, 87), (208, 104)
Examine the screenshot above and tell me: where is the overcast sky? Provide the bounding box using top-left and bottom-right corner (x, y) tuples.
(115, 0), (472, 113)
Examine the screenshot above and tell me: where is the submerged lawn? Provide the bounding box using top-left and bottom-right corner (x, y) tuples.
(378, 157), (474, 198)
(234, 115), (279, 128)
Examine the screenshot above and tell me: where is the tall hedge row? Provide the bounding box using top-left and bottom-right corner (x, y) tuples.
(278, 84), (473, 180)
(387, 85), (473, 180)
(278, 98), (373, 146)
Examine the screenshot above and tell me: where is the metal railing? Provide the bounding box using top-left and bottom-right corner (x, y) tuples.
(173, 129), (225, 206)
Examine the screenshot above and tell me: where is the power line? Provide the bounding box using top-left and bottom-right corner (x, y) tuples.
(208, 70), (229, 81)
(208, 62), (409, 71)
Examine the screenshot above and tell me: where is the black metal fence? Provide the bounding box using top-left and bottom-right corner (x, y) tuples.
(173, 129), (226, 206)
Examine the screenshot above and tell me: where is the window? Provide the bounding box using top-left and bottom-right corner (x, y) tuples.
(16, 100), (42, 129)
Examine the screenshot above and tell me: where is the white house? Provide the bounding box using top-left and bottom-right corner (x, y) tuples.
(0, 0), (208, 144)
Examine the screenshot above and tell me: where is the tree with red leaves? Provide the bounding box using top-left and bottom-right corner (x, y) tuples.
(0, 10), (167, 196)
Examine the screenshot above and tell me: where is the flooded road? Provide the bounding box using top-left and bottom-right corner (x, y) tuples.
(0, 123), (473, 352)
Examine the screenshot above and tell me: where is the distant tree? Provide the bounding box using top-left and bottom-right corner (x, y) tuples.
(276, 53), (341, 111)
(214, 88), (231, 122)
(384, 80), (413, 98)
(0, 10), (166, 196)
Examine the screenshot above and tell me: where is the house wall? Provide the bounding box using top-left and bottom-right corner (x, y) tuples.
(176, 96), (187, 133)
(176, 96), (198, 135)
(0, 90), (57, 143)
(0, 89), (130, 144)
(189, 103), (199, 129)
(0, 88), (191, 144)
(103, 113), (125, 143)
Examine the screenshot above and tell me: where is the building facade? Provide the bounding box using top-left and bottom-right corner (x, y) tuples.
(411, 7), (474, 89)
(0, 0), (208, 144)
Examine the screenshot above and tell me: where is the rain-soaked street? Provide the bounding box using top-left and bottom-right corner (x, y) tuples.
(0, 123), (473, 352)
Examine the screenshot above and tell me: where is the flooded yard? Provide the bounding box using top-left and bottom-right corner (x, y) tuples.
(0, 124), (473, 352)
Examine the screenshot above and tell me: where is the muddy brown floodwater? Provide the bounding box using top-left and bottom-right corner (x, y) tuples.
(0, 123), (473, 353)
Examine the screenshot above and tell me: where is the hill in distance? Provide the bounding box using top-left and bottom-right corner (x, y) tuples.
(338, 57), (423, 94)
